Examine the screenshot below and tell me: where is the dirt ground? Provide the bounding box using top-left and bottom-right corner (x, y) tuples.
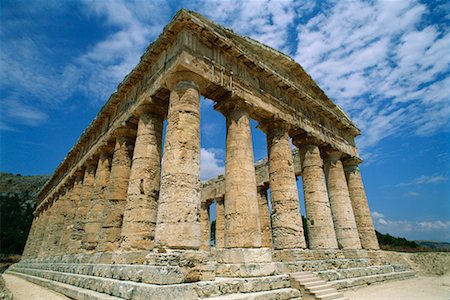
(343, 273), (450, 300)
(2, 274), (70, 300)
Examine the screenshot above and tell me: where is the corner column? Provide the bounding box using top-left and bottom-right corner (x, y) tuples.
(265, 121), (306, 249)
(154, 78), (202, 250)
(324, 151), (362, 249)
(97, 128), (135, 254)
(344, 157), (380, 249)
(293, 135), (338, 249)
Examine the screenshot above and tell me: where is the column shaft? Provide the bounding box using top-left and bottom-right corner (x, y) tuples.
(44, 194), (65, 255)
(223, 105), (261, 248)
(344, 158), (380, 249)
(60, 174), (84, 253)
(295, 138), (338, 249)
(97, 133), (134, 252)
(215, 197), (225, 248)
(324, 152), (361, 249)
(154, 80), (201, 249)
(82, 152), (112, 251)
(121, 111), (163, 251)
(70, 163), (96, 253)
(200, 202), (211, 251)
(22, 216), (38, 258)
(37, 206), (52, 257)
(267, 124), (306, 249)
(257, 187), (273, 248)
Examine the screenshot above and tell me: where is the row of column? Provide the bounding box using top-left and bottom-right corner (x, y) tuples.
(201, 116), (379, 251)
(23, 72), (378, 261)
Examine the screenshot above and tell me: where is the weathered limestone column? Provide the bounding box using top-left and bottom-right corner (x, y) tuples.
(344, 157), (380, 249)
(60, 170), (84, 253)
(36, 205), (52, 257)
(219, 100), (261, 248)
(22, 215), (38, 258)
(293, 135), (338, 249)
(82, 149), (112, 252)
(69, 161), (97, 253)
(97, 129), (135, 253)
(215, 197), (225, 248)
(154, 77), (202, 249)
(44, 192), (66, 255)
(265, 121), (306, 249)
(51, 188), (73, 255)
(120, 104), (164, 252)
(257, 186), (273, 248)
(324, 150), (362, 249)
(200, 202), (211, 251)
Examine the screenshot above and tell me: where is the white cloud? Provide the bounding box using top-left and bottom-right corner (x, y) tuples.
(372, 211), (450, 241)
(1, 97), (48, 126)
(200, 147), (225, 180)
(295, 1), (450, 151)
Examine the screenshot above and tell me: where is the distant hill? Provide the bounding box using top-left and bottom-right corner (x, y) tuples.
(376, 231), (449, 252)
(0, 172), (49, 255)
(415, 240), (450, 251)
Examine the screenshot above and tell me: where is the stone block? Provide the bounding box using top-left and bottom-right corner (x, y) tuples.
(215, 248), (273, 264)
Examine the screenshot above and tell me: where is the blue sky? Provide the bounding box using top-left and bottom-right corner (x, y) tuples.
(1, 0), (449, 242)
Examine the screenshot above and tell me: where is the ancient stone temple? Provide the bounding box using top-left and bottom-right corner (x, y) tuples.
(9, 9), (414, 300)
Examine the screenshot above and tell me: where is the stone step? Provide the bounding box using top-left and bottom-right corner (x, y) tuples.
(281, 258), (372, 273)
(7, 268), (199, 299)
(6, 271), (123, 300)
(202, 288), (301, 300)
(317, 265), (395, 281)
(193, 275), (292, 298)
(9, 266), (298, 300)
(330, 270), (416, 290)
(290, 272), (344, 300)
(316, 291), (345, 300)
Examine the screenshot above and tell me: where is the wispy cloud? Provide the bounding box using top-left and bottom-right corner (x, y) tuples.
(403, 191), (420, 198)
(295, 1), (450, 152)
(397, 174), (447, 187)
(372, 211), (450, 241)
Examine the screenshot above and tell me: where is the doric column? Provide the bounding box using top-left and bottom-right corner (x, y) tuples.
(70, 161), (96, 253)
(344, 157), (380, 249)
(30, 210), (45, 258)
(82, 149), (113, 252)
(293, 135), (338, 249)
(257, 186), (273, 248)
(97, 129), (135, 253)
(22, 215), (38, 258)
(215, 197), (225, 248)
(219, 100), (261, 248)
(60, 170), (84, 253)
(324, 150), (361, 249)
(36, 205), (52, 257)
(265, 121), (306, 249)
(154, 77), (202, 249)
(44, 192), (66, 255)
(200, 202), (211, 251)
(120, 104), (164, 251)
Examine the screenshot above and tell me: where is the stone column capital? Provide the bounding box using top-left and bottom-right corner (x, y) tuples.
(164, 70), (205, 91)
(323, 149), (344, 163)
(292, 132), (322, 148)
(134, 94), (168, 118)
(258, 115), (290, 135)
(343, 156), (363, 170)
(214, 96), (252, 117)
(111, 126), (136, 140)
